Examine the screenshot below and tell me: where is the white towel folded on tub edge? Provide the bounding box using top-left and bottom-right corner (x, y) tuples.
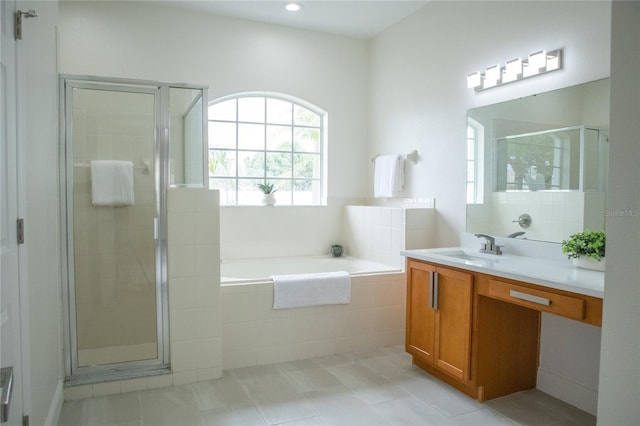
(272, 271), (351, 310)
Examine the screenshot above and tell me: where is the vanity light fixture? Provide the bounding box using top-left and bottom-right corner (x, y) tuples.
(484, 64), (501, 88)
(466, 72), (482, 89)
(467, 48), (562, 91)
(284, 2), (302, 12)
(503, 58), (522, 83)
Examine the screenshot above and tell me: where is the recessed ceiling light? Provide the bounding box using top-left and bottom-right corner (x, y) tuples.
(284, 2), (302, 12)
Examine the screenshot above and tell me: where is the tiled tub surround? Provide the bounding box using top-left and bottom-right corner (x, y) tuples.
(221, 256), (399, 283)
(218, 204), (419, 369)
(220, 203), (435, 267)
(221, 272), (406, 370)
(65, 188), (222, 400)
(343, 205), (436, 269)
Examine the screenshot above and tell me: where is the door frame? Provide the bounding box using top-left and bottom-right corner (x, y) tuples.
(60, 77), (169, 382)
(2, 0), (32, 421)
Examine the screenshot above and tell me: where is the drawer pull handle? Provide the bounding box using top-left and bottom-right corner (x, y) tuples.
(509, 290), (550, 306)
(433, 272), (439, 310)
(428, 271), (435, 309)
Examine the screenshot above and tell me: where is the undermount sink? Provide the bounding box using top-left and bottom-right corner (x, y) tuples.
(435, 250), (501, 265)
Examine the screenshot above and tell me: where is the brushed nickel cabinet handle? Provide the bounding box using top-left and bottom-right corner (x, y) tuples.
(509, 290), (550, 306)
(433, 272), (439, 310)
(429, 271), (435, 309)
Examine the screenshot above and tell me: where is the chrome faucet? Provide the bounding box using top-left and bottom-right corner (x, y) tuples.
(507, 231), (526, 239)
(474, 233), (503, 255)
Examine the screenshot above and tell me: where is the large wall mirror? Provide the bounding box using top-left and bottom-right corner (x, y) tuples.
(466, 78), (609, 243)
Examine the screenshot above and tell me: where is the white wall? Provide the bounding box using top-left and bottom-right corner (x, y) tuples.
(598, 2), (640, 424)
(369, 1), (610, 247)
(59, 0), (371, 259)
(21, 1), (65, 424)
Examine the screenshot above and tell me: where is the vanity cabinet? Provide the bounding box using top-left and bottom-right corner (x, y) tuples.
(405, 260), (473, 382)
(405, 256), (603, 402)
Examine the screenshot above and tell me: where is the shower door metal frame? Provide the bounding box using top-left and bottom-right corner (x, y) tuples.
(60, 75), (207, 383)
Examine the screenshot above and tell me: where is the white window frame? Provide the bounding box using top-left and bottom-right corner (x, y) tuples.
(467, 118), (485, 204)
(208, 92), (327, 206)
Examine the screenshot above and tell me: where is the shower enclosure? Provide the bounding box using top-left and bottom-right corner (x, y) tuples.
(60, 76), (207, 383)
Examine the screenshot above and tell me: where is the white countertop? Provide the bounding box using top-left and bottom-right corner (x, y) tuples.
(401, 247), (604, 299)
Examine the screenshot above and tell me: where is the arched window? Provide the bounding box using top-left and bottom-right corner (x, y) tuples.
(208, 93), (327, 206)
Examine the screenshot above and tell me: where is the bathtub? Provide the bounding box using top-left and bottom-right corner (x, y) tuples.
(221, 255), (400, 285)
(219, 255), (407, 369)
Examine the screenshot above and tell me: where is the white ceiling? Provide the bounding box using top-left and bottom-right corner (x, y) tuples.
(153, 1), (429, 40)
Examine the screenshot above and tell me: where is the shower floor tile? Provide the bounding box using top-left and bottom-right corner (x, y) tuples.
(58, 345), (596, 426)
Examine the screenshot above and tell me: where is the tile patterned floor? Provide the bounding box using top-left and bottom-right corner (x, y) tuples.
(58, 346), (596, 426)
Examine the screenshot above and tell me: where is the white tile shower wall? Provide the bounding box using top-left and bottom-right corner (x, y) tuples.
(344, 206), (435, 269)
(168, 189), (222, 384)
(64, 188), (222, 400)
(490, 192), (584, 241)
(584, 192), (606, 231)
(221, 273), (406, 369)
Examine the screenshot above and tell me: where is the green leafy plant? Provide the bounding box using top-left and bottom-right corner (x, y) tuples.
(561, 229), (605, 261)
(257, 182), (277, 194)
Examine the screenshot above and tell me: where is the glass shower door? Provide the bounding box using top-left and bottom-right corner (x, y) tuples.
(66, 83), (163, 371)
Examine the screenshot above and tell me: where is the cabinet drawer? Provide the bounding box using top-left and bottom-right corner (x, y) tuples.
(487, 279), (585, 321)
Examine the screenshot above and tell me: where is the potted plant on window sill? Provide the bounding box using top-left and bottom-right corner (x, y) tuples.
(258, 182), (277, 206)
(561, 229), (606, 271)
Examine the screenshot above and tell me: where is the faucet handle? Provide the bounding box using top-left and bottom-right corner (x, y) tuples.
(474, 233), (502, 255)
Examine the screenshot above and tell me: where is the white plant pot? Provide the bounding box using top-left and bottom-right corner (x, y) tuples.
(573, 257), (605, 272)
(261, 193), (276, 206)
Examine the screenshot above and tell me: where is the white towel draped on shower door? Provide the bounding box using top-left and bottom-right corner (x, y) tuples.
(374, 154), (405, 197)
(272, 271), (351, 310)
(90, 160), (135, 206)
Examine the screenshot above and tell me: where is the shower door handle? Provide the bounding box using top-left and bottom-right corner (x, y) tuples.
(154, 218), (158, 240)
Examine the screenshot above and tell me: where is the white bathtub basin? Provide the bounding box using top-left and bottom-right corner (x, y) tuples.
(221, 255), (400, 285)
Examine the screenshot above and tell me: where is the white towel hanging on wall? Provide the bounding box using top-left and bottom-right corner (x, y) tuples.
(374, 154), (405, 197)
(90, 160), (135, 207)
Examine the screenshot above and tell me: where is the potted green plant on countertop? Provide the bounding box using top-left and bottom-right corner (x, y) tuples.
(561, 229), (606, 271)
(258, 182), (277, 206)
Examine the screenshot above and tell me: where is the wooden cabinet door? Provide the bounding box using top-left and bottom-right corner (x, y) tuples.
(406, 260), (436, 364)
(433, 267), (473, 381)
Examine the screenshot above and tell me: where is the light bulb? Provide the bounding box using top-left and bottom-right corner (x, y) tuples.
(284, 3), (302, 12)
